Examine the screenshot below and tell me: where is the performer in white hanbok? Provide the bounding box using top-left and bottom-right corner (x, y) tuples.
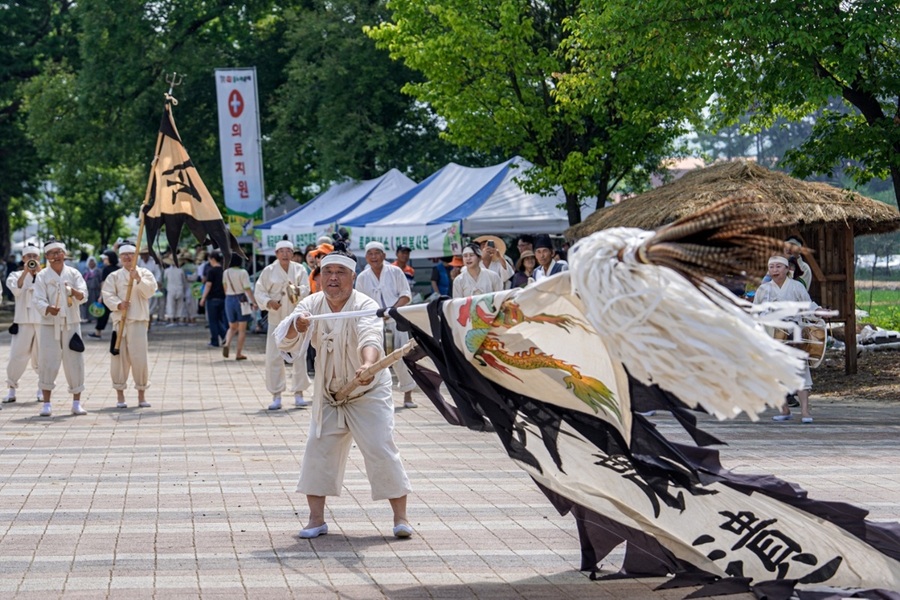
(4, 245), (43, 405)
(102, 242), (158, 409)
(355, 241), (418, 409)
(32, 238), (88, 417)
(452, 243), (502, 298)
(754, 255), (815, 423)
(275, 247), (413, 540)
(254, 237), (310, 410)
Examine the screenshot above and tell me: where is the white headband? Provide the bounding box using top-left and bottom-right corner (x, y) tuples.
(44, 241), (66, 253)
(365, 241), (385, 253)
(22, 245), (40, 257)
(768, 256), (790, 267)
(319, 254), (357, 272)
(119, 244), (137, 254)
(275, 240), (294, 251)
(461, 247), (477, 256)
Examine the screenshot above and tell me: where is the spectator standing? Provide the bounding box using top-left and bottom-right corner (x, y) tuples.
(430, 256), (453, 297)
(532, 234), (568, 281)
(475, 235), (514, 289)
(138, 249), (163, 323)
(355, 241), (418, 409)
(81, 256), (102, 323)
(164, 259), (188, 324)
(452, 243), (502, 298)
(199, 251), (228, 347)
(392, 245), (415, 285)
(88, 250), (119, 340)
(511, 250), (537, 288)
(516, 234), (534, 255)
(221, 255), (257, 361)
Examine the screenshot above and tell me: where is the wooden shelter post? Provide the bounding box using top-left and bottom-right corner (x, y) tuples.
(844, 223), (857, 374)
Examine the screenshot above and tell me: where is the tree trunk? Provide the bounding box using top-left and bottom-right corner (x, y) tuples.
(565, 190), (582, 226)
(0, 197), (10, 267)
(891, 162), (900, 207)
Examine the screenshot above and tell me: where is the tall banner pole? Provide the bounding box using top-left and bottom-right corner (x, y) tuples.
(112, 73), (182, 355)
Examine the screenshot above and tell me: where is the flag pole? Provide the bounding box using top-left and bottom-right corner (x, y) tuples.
(112, 73), (182, 355)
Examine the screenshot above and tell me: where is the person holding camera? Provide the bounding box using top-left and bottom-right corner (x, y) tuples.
(32, 238), (88, 417)
(101, 241), (158, 409)
(475, 236), (514, 289)
(4, 245), (44, 405)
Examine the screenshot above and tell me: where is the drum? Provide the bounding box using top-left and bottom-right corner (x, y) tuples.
(772, 318), (827, 368)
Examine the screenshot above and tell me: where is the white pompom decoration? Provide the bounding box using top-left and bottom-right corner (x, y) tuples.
(569, 227), (808, 421)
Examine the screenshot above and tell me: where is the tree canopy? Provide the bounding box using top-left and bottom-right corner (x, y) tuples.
(568, 0), (900, 204)
(368, 0), (705, 224)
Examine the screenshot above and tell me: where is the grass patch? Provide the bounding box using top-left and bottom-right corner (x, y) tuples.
(856, 287), (900, 331)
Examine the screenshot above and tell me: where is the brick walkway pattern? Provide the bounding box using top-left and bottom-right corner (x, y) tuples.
(1, 324), (898, 599)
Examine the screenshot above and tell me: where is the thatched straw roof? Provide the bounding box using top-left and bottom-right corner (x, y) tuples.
(566, 161), (900, 239)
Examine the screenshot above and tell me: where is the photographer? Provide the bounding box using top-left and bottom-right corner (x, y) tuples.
(4, 246), (43, 405)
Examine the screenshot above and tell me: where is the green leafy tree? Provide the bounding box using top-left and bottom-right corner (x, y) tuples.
(0, 1), (78, 260)
(267, 0), (479, 203)
(368, 0), (705, 223)
(582, 0), (900, 204)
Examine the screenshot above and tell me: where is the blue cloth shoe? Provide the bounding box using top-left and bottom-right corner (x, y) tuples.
(801, 417), (814, 424)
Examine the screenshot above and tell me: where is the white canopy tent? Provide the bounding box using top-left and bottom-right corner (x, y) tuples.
(256, 169), (417, 251)
(341, 157), (592, 258)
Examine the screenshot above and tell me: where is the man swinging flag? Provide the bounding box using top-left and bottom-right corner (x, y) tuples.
(142, 91), (244, 268)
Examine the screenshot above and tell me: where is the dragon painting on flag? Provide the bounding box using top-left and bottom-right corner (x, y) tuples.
(388, 198), (900, 599)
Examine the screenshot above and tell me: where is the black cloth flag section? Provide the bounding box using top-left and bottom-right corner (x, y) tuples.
(392, 274), (900, 599)
(143, 99), (244, 267)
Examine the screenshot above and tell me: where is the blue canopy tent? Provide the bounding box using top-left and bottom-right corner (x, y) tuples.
(256, 169), (416, 251)
(341, 157), (592, 258)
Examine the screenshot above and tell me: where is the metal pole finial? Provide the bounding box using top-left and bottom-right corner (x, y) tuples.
(165, 72), (184, 96)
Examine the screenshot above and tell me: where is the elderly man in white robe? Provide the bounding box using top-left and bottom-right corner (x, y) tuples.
(255, 237), (310, 410)
(355, 241), (418, 409)
(754, 255), (815, 423)
(4, 244), (44, 405)
(274, 248), (413, 539)
(32, 238), (89, 417)
(102, 241), (158, 409)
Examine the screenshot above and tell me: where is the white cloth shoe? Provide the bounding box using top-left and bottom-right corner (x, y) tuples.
(138, 401), (151, 408)
(298, 523), (328, 539)
(71, 405), (87, 416)
(39, 404), (52, 417)
(2, 392), (15, 404)
(392, 523), (414, 538)
(116, 402), (127, 409)
(268, 397), (282, 411)
(294, 394), (308, 408)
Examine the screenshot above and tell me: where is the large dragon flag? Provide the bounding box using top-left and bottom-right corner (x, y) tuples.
(387, 200), (900, 599)
(142, 95), (244, 266)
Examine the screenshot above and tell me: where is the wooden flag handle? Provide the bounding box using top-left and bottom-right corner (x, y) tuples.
(333, 340), (418, 404)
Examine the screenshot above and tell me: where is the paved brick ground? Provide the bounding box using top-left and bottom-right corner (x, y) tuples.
(1, 323), (898, 599)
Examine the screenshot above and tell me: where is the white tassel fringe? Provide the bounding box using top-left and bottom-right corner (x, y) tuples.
(569, 228), (809, 421)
